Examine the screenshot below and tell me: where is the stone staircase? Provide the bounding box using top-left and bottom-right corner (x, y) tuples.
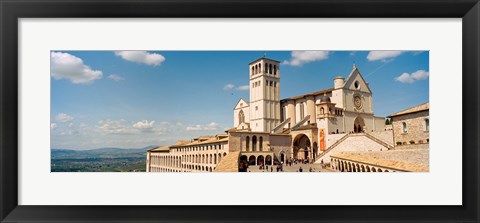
(214, 151), (240, 172)
(314, 133), (350, 163)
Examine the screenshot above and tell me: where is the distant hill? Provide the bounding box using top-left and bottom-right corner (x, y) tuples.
(51, 145), (158, 159)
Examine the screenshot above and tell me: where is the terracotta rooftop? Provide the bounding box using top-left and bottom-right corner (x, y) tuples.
(388, 102), (429, 118)
(170, 134), (229, 148)
(149, 145), (171, 152)
(281, 88), (334, 101)
(331, 149), (429, 172)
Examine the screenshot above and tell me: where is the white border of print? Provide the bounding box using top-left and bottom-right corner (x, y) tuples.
(19, 18), (461, 205)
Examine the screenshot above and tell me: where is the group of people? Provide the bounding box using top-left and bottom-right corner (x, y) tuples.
(285, 157), (311, 166)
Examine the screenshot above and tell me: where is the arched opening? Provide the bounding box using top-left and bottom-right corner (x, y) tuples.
(372, 167), (377, 172)
(257, 155), (265, 166)
(385, 170), (389, 172)
(293, 134), (311, 161)
(273, 65), (277, 75)
(249, 155), (256, 165)
(246, 136), (250, 151)
(366, 166), (371, 172)
(239, 155), (248, 172)
(280, 152), (285, 163)
(265, 155), (272, 165)
(402, 122), (407, 133)
(361, 165), (365, 172)
(252, 136), (257, 151)
(378, 169), (383, 172)
(269, 64), (272, 74)
(352, 164), (357, 172)
(354, 116), (366, 133)
(259, 136), (263, 151)
(265, 63), (269, 73)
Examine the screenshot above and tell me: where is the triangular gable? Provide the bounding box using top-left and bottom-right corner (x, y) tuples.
(343, 65), (372, 93)
(234, 98), (250, 110)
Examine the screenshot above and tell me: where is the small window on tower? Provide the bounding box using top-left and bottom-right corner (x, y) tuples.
(255, 106), (258, 111)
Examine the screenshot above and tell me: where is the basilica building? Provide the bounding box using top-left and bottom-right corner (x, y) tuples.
(147, 57), (397, 172)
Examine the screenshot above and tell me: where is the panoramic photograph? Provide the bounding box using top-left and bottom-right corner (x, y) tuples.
(50, 50), (429, 172)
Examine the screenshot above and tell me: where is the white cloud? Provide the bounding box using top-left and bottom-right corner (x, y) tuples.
(395, 70), (429, 83)
(237, 85), (249, 91)
(186, 125), (203, 131)
(224, 83), (235, 90)
(133, 120), (155, 131)
(51, 123), (57, 129)
(50, 52), (103, 84)
(115, 51), (165, 66)
(186, 122), (219, 131)
(283, 51), (329, 66)
(55, 113), (74, 122)
(96, 119), (133, 135)
(367, 51), (404, 62)
(108, 74), (125, 81)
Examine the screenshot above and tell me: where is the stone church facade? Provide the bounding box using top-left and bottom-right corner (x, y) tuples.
(147, 56), (401, 172)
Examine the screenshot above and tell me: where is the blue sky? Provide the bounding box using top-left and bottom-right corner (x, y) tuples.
(51, 50), (429, 150)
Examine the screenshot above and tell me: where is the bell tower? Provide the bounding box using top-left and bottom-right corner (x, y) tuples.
(249, 57), (281, 132)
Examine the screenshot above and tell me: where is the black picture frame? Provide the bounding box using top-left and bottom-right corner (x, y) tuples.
(1, 0), (479, 222)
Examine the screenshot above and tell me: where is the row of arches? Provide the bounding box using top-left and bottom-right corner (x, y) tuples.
(251, 63), (278, 76)
(149, 166), (215, 172)
(244, 135), (265, 152)
(239, 155), (273, 166)
(183, 152), (228, 165)
(331, 158), (393, 172)
(150, 152), (228, 172)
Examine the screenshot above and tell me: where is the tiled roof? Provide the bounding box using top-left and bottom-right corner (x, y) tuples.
(388, 102), (429, 118)
(281, 88), (334, 101)
(149, 146), (170, 152)
(170, 134), (228, 148)
(331, 149), (429, 172)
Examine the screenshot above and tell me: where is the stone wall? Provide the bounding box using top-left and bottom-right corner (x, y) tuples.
(316, 134), (389, 164)
(369, 130), (394, 145)
(393, 143), (429, 150)
(391, 110), (429, 145)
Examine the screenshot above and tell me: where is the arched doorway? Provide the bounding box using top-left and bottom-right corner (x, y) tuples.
(354, 116), (366, 133)
(257, 155), (265, 166)
(280, 152), (285, 163)
(249, 155), (256, 165)
(239, 155), (248, 172)
(265, 155), (272, 165)
(293, 134), (311, 161)
(252, 136), (257, 151)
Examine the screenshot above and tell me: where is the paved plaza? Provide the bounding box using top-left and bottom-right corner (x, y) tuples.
(246, 163), (335, 172)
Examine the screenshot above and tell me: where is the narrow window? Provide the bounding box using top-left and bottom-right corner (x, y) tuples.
(425, 118), (429, 131)
(300, 103), (305, 119)
(402, 122), (407, 133)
